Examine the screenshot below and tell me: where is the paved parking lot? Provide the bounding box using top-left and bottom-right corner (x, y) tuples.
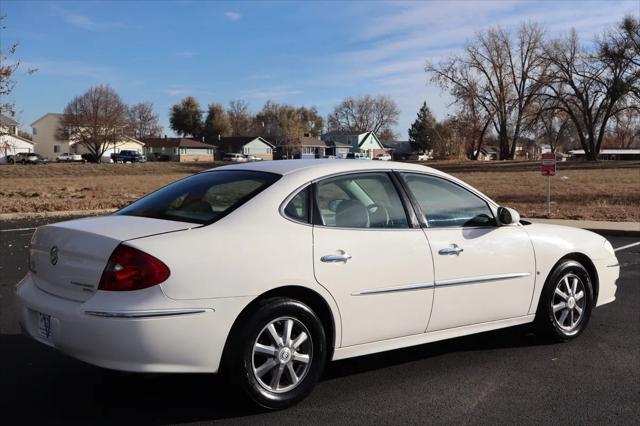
(1, 218), (638, 424)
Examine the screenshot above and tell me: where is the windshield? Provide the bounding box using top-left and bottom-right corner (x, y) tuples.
(117, 170), (280, 224)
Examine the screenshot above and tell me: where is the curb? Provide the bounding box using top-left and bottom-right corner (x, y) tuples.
(0, 209), (117, 221)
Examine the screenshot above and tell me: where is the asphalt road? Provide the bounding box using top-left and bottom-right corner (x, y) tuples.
(1, 217), (638, 425)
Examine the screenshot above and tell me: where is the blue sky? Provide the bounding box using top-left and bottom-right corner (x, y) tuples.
(2, 0), (638, 138)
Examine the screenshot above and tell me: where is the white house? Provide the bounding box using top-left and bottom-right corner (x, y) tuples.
(321, 131), (386, 158)
(218, 136), (275, 160)
(0, 114), (35, 163)
(31, 113), (144, 160)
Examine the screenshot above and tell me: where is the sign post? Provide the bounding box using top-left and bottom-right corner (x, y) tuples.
(541, 153), (556, 216)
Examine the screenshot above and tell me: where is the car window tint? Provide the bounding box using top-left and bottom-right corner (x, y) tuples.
(401, 173), (496, 228)
(117, 170), (280, 224)
(284, 187), (309, 223)
(315, 173), (408, 229)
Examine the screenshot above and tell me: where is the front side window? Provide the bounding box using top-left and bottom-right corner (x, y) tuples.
(315, 173), (408, 229)
(117, 170), (280, 224)
(401, 173), (495, 228)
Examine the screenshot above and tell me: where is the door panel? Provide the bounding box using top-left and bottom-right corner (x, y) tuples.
(313, 228), (434, 346)
(425, 226), (535, 331)
(397, 172), (536, 332)
(311, 172), (434, 347)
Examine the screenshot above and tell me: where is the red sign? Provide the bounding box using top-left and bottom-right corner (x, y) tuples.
(541, 153), (556, 176)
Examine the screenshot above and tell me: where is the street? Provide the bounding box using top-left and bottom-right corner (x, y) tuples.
(1, 217), (638, 425)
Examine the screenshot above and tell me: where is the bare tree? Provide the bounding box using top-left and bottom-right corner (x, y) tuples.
(327, 95), (400, 140)
(542, 17), (639, 160)
(254, 101), (324, 145)
(227, 99), (254, 136)
(127, 102), (162, 139)
(57, 85), (128, 162)
(0, 15), (37, 119)
(606, 106), (640, 148)
(427, 23), (547, 159)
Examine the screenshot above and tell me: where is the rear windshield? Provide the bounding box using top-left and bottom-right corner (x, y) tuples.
(117, 170), (280, 224)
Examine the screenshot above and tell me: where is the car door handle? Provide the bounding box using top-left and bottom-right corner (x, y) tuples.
(438, 244), (464, 256)
(321, 253), (352, 263)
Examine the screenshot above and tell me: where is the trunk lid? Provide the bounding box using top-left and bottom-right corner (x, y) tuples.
(29, 215), (195, 301)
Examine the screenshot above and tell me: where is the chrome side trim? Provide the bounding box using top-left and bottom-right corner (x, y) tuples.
(352, 282), (435, 296)
(436, 272), (531, 288)
(84, 309), (208, 318)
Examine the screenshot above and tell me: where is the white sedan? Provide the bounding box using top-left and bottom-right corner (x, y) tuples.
(56, 153), (86, 163)
(16, 160), (619, 409)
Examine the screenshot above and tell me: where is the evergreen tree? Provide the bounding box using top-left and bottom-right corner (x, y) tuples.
(408, 101), (437, 152)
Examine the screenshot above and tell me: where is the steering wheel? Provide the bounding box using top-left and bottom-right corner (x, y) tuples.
(366, 203), (390, 227)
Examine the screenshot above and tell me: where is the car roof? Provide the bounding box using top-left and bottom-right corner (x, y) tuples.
(208, 159), (445, 179)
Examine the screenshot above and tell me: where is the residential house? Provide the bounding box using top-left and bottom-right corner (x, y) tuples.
(321, 131), (386, 158)
(568, 149), (640, 161)
(142, 137), (215, 162)
(218, 136), (274, 160)
(0, 114), (35, 163)
(282, 135), (351, 159)
(474, 146), (499, 161)
(383, 140), (432, 161)
(31, 113), (144, 160)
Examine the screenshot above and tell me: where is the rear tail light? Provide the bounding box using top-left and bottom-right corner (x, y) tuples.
(99, 244), (170, 291)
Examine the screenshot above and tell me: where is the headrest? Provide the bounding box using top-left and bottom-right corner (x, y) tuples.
(335, 200), (369, 228)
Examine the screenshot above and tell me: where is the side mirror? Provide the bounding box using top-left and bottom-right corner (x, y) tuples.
(497, 207), (520, 225)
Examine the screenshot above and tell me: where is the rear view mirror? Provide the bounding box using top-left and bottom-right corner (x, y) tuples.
(497, 207), (520, 225)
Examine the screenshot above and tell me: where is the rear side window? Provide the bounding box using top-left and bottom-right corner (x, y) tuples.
(284, 187), (310, 223)
(117, 170), (280, 224)
(401, 173), (495, 228)
(315, 173), (409, 229)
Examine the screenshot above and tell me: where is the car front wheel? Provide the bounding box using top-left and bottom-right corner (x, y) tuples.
(535, 260), (594, 341)
(225, 298), (327, 410)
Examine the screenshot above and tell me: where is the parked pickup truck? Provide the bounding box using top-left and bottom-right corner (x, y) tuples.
(111, 150), (146, 163)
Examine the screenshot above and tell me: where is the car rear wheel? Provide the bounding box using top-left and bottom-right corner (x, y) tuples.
(225, 297), (327, 410)
(535, 260), (594, 341)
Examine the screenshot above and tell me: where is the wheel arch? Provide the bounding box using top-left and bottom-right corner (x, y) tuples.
(552, 252), (599, 304)
(219, 285), (338, 373)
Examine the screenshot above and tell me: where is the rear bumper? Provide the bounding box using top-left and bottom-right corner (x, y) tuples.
(15, 275), (250, 373)
(594, 257), (619, 307)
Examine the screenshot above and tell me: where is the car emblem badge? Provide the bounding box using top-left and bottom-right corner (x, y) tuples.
(50, 246), (59, 266)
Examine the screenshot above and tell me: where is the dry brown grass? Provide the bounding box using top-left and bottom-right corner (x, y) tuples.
(1, 161), (638, 221)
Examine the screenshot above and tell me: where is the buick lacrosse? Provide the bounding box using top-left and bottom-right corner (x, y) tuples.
(16, 160), (619, 409)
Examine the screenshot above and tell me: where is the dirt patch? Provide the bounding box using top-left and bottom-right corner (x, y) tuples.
(1, 161), (638, 221)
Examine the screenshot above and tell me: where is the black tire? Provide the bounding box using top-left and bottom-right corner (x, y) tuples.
(535, 260), (594, 342)
(224, 297), (327, 410)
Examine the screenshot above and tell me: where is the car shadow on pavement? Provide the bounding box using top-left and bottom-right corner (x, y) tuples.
(0, 325), (549, 424)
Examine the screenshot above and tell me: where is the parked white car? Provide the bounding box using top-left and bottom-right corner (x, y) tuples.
(56, 153), (86, 163)
(16, 160), (619, 409)
(223, 153), (247, 162)
(245, 155), (263, 162)
(373, 153), (392, 161)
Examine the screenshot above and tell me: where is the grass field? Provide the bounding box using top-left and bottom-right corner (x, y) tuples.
(1, 160), (638, 221)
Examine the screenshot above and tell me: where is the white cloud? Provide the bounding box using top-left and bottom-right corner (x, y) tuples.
(313, 0), (637, 137)
(224, 11), (241, 21)
(175, 51), (197, 58)
(22, 60), (114, 80)
(63, 12), (97, 30)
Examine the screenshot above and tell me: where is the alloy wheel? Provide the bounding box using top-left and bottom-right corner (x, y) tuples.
(251, 316), (313, 394)
(552, 273), (586, 332)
